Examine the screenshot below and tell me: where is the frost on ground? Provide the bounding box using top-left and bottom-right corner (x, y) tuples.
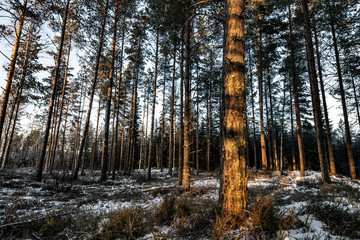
(0, 168), (359, 239)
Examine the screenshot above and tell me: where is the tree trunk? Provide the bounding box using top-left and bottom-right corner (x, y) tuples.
(0, 0), (27, 142)
(301, 0), (330, 183)
(256, 16), (267, 171)
(267, 69), (279, 171)
(351, 76), (360, 129)
(183, 0), (191, 191)
(249, 51), (257, 169)
(159, 77), (166, 172)
(313, 16), (336, 176)
(288, 5), (305, 176)
(91, 78), (103, 171)
(72, 0), (109, 180)
(100, 0), (119, 181)
(178, 37), (184, 185)
(221, 0), (248, 218)
(328, 1), (356, 179)
(147, 29), (159, 180)
(168, 40), (177, 176)
(49, 37), (72, 173)
(35, 0), (70, 181)
(264, 77), (273, 169)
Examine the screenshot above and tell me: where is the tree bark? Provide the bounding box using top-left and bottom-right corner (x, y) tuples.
(328, 1), (356, 179)
(221, 0), (248, 217)
(301, 0), (330, 183)
(183, 0), (191, 191)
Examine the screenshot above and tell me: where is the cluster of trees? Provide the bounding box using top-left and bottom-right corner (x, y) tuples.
(0, 0), (359, 218)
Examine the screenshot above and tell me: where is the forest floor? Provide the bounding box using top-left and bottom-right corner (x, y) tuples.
(0, 168), (360, 239)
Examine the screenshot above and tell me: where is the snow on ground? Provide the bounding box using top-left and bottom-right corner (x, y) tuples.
(0, 168), (359, 239)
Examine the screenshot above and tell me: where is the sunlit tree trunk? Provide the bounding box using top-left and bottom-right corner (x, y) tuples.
(221, 0), (248, 218)
(264, 78), (272, 169)
(101, 0), (119, 181)
(147, 29), (160, 180)
(328, 1), (356, 179)
(183, 0), (191, 191)
(35, 0), (70, 181)
(301, 0), (330, 183)
(256, 16), (267, 170)
(72, 0), (109, 180)
(0, 0), (27, 143)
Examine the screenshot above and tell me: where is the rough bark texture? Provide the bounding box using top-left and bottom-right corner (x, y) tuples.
(221, 0), (248, 217)
(183, 0), (191, 191)
(35, 0), (70, 181)
(301, 0), (330, 183)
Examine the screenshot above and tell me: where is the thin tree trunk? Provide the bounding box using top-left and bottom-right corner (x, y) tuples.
(351, 76), (360, 129)
(35, 0), (70, 181)
(159, 78), (166, 172)
(313, 16), (336, 176)
(49, 37), (72, 174)
(178, 37), (184, 185)
(301, 0), (330, 183)
(72, 0), (109, 180)
(288, 5), (305, 176)
(290, 85), (297, 171)
(221, 0), (248, 217)
(328, 1), (356, 179)
(267, 69), (279, 171)
(147, 29), (160, 180)
(196, 65), (199, 176)
(265, 77), (273, 169)
(256, 17), (267, 170)
(168, 40), (177, 176)
(91, 78), (103, 171)
(100, 0), (119, 181)
(280, 79), (286, 172)
(60, 102), (69, 172)
(249, 51), (257, 169)
(119, 97), (127, 171)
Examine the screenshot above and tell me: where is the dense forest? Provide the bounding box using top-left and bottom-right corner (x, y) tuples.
(0, 0), (360, 239)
